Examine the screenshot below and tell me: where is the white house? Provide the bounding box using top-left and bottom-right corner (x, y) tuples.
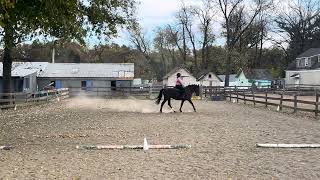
(286, 48), (320, 86)
(197, 71), (222, 86)
(162, 67), (198, 87)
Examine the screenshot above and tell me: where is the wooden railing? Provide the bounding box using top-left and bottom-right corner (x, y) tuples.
(0, 88), (69, 109)
(66, 86), (174, 99)
(225, 88), (320, 117)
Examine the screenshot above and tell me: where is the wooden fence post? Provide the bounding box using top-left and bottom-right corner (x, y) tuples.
(243, 90), (246, 104)
(149, 86), (152, 99)
(229, 87), (232, 101)
(279, 92), (283, 111)
(294, 94), (298, 113)
(236, 87), (239, 103)
(204, 87), (207, 98)
(315, 91), (319, 117)
(252, 89), (256, 107)
(209, 86), (212, 98)
(265, 90), (268, 108)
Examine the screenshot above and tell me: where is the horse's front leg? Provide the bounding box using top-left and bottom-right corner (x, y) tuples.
(179, 100), (185, 112)
(188, 99), (196, 112)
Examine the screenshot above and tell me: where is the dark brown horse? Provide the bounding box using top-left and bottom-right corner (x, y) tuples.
(155, 85), (200, 113)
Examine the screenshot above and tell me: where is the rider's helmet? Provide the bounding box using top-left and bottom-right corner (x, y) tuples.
(177, 73), (181, 78)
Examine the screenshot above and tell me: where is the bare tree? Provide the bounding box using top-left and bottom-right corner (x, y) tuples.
(274, 0), (320, 58)
(192, 0), (216, 70)
(167, 25), (186, 65)
(217, 0), (272, 86)
(177, 5), (199, 73)
(128, 22), (151, 61)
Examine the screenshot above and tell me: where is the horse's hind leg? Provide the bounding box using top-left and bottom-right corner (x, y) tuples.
(188, 99), (196, 112)
(168, 99), (176, 112)
(160, 99), (167, 113)
(179, 100), (185, 112)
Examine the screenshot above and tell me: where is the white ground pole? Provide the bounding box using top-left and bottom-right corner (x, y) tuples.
(76, 144), (191, 150)
(0, 146), (13, 150)
(257, 144), (320, 148)
(77, 137), (191, 150)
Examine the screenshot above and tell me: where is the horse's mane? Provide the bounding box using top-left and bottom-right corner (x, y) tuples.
(186, 84), (199, 88)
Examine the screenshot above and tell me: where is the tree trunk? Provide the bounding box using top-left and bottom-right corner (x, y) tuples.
(224, 51), (231, 87)
(182, 26), (187, 63)
(258, 25), (264, 67)
(225, 26), (232, 87)
(3, 24), (14, 94)
(254, 42), (258, 68)
(205, 44), (210, 70)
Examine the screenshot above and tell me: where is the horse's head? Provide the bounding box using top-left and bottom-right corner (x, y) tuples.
(187, 84), (200, 96)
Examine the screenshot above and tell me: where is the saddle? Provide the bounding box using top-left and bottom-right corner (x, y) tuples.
(174, 87), (185, 98)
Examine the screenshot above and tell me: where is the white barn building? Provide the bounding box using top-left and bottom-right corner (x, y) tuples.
(162, 67), (198, 87)
(197, 71), (222, 86)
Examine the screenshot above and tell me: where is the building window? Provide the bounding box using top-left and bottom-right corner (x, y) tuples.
(300, 59), (304, 67)
(25, 78), (30, 89)
(305, 58), (310, 66)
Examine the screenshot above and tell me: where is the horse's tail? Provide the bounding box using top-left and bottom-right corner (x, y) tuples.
(155, 89), (164, 104)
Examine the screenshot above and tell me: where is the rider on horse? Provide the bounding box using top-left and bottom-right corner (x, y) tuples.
(175, 73), (185, 98)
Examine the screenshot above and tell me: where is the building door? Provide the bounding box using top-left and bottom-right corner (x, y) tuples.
(14, 78), (24, 92)
(81, 81), (87, 90)
(55, 80), (62, 89)
(111, 80), (116, 91)
(86, 80), (93, 91)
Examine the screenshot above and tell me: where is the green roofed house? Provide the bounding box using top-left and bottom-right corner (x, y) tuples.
(236, 69), (273, 88)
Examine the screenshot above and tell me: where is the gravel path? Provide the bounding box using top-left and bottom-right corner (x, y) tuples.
(0, 97), (320, 179)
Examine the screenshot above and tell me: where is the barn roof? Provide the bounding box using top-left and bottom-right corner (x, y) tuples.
(218, 74), (237, 82)
(297, 48), (320, 58)
(38, 63), (134, 79)
(0, 62), (134, 79)
(240, 69), (273, 81)
(0, 62), (49, 77)
(162, 66), (194, 79)
(196, 70), (222, 81)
